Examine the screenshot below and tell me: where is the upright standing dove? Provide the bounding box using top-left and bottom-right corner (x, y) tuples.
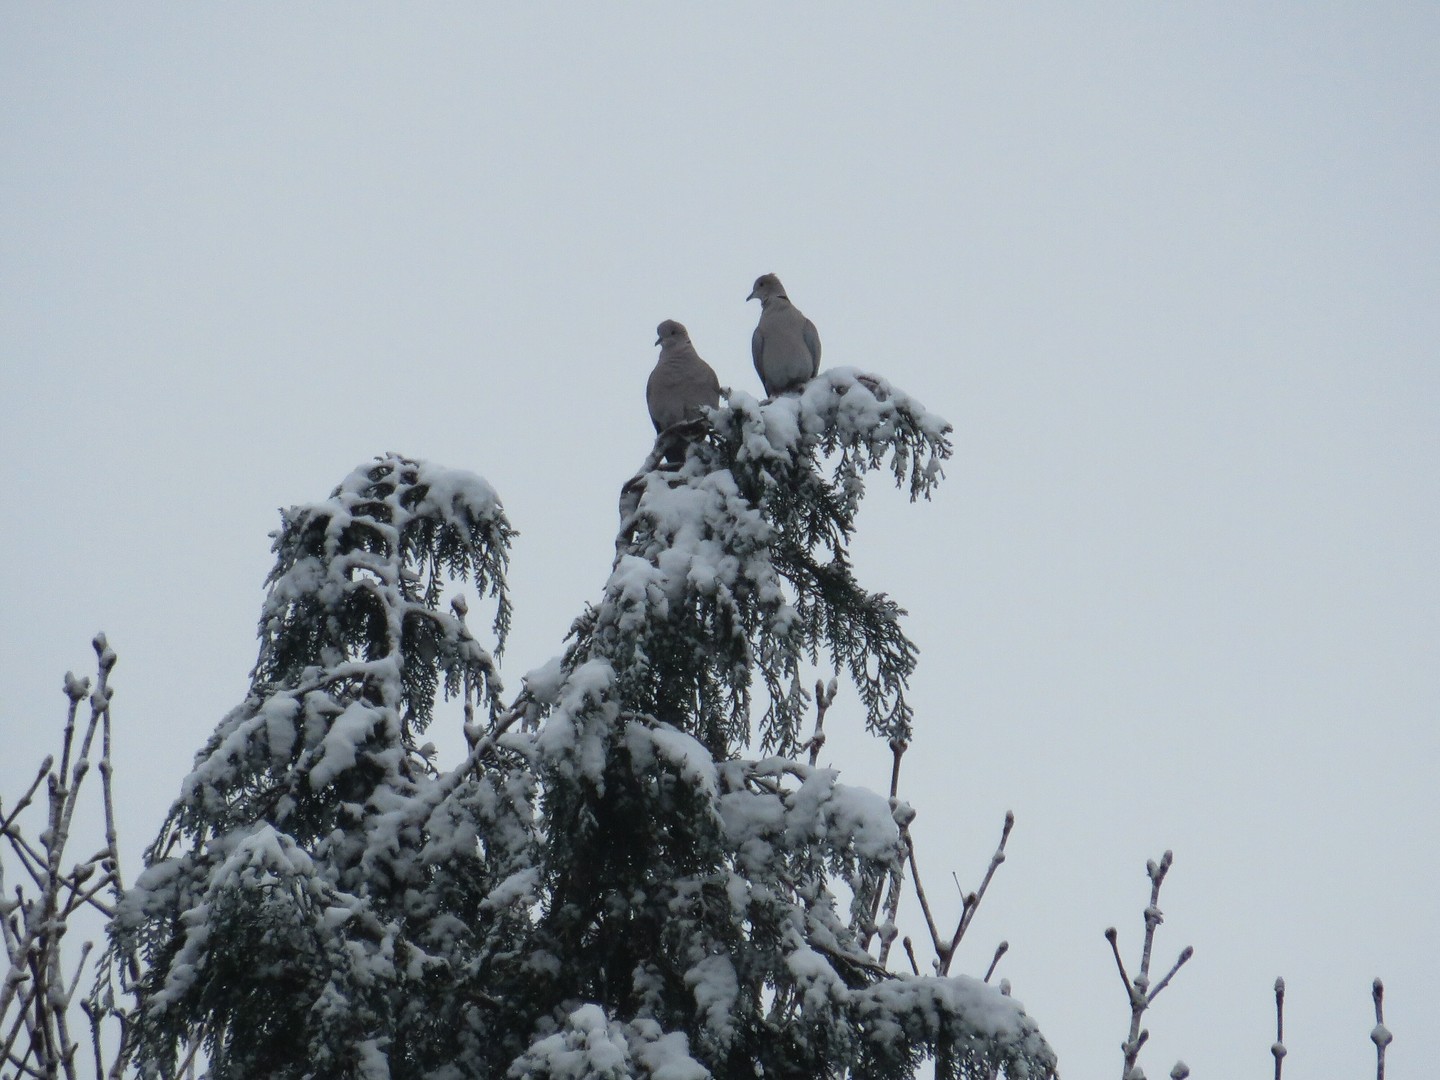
(647, 319), (721, 463)
(748, 273), (821, 397)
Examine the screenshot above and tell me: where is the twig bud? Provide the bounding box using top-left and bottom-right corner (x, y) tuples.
(984, 941), (1008, 983)
(93, 633), (117, 671)
(1371, 977), (1392, 1050)
(63, 673), (89, 702)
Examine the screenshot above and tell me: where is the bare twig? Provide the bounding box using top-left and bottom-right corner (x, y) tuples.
(1, 638), (133, 1079)
(902, 936), (920, 976)
(938, 811), (1013, 975)
(905, 833), (945, 962)
(2, 818), (51, 888)
(983, 941), (1008, 984)
(882, 803), (1016, 979)
(0, 761), (53, 838)
(1108, 850), (1192, 1080)
(1147, 944), (1194, 1002)
(887, 737), (905, 800)
(178, 1036), (202, 1077)
(871, 863), (902, 966)
(1272, 977), (1286, 1080)
(805, 679), (838, 767)
(1371, 978), (1392, 1080)
(1104, 927), (1133, 996)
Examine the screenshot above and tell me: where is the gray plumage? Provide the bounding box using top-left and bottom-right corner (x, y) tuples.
(647, 319), (721, 462)
(747, 273), (820, 397)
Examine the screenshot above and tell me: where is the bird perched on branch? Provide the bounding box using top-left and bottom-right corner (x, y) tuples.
(647, 319), (721, 464)
(748, 273), (821, 397)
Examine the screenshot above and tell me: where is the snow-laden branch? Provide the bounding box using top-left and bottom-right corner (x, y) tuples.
(569, 368), (952, 761)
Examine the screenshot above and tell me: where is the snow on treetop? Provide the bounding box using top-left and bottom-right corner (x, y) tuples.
(326, 453), (503, 521)
(411, 459), (503, 517)
(725, 367), (951, 502)
(556, 365), (951, 756)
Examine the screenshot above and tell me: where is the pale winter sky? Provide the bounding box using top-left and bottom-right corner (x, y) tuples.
(2, 6), (1437, 1076)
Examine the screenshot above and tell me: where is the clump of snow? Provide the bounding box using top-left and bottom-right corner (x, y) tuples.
(523, 656), (567, 704)
(683, 953), (739, 1047)
(628, 1021), (711, 1080)
(508, 1006), (715, 1080)
(854, 974), (1054, 1075)
(309, 701), (386, 790)
(507, 1004), (632, 1080)
(412, 459), (503, 519)
(625, 721), (719, 799)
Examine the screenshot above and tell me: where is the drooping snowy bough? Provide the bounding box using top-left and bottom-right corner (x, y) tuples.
(112, 373), (1055, 1079)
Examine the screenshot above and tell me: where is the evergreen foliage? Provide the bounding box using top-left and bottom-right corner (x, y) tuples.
(112, 377), (1057, 1079)
(114, 455), (536, 1077)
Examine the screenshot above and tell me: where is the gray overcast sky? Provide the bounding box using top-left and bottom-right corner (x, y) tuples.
(3, 5), (1436, 1076)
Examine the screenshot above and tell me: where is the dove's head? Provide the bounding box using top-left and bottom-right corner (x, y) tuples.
(655, 319), (690, 347)
(747, 273), (787, 303)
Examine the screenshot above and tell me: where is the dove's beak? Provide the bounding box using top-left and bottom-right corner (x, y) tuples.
(654, 335), (662, 345)
(746, 288), (758, 301)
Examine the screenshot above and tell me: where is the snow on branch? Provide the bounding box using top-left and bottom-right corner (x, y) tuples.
(507, 1004), (711, 1080)
(573, 368), (953, 761)
(256, 452), (513, 722)
(166, 453), (515, 843)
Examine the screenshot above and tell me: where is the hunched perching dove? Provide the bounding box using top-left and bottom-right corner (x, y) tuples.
(748, 273), (820, 397)
(647, 319), (721, 464)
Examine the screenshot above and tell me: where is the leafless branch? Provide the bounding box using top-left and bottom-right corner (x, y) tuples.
(902, 936), (920, 976)
(1108, 850), (1192, 1080)
(0, 761), (53, 838)
(1, 637), (134, 1079)
(805, 678), (838, 767)
(1371, 978), (1392, 1080)
(983, 941), (1008, 984)
(937, 811), (1013, 975)
(905, 833), (945, 963)
(1272, 976), (1286, 1080)
(887, 737), (905, 800)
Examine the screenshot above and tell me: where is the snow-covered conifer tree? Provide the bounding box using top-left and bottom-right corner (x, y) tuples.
(113, 454), (538, 1077)
(114, 376), (1056, 1079)
(522, 371), (1054, 1079)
